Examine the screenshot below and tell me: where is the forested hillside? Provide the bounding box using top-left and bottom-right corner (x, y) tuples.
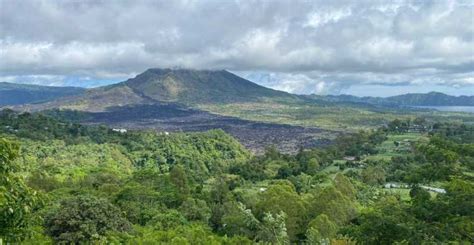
(1, 110), (473, 244)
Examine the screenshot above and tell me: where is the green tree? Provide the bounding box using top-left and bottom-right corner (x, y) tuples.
(0, 138), (41, 242)
(256, 181), (306, 241)
(362, 166), (386, 185)
(115, 183), (164, 225)
(170, 164), (190, 198)
(309, 185), (357, 226)
(306, 214), (338, 244)
(436, 180), (474, 242)
(257, 212), (289, 245)
(221, 201), (260, 238)
(306, 157), (320, 174)
(333, 173), (356, 200)
(408, 186), (432, 222)
(341, 197), (413, 245)
(45, 195), (132, 243)
(148, 209), (187, 230)
(442, 179), (474, 217)
(209, 176), (230, 204)
(130, 223), (253, 244)
(179, 198), (211, 223)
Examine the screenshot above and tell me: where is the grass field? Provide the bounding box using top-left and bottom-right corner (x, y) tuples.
(199, 101), (474, 132)
(199, 101), (410, 131)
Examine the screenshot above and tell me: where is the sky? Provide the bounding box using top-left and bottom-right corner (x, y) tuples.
(0, 0), (473, 97)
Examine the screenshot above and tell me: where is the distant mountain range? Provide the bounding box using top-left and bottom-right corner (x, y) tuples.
(2, 69), (473, 110)
(309, 92), (474, 107)
(0, 82), (85, 106)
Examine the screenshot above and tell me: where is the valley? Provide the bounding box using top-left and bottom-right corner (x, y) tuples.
(5, 68), (473, 156)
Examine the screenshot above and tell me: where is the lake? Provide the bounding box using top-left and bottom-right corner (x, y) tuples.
(413, 106), (474, 113)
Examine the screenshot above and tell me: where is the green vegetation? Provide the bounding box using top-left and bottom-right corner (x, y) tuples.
(0, 138), (42, 242)
(199, 100), (474, 131)
(44, 195), (132, 243)
(1, 110), (473, 244)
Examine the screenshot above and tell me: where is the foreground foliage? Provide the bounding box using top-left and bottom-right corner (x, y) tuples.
(0, 110), (473, 244)
(0, 138), (42, 243)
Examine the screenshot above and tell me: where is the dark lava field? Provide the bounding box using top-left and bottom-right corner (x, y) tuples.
(81, 104), (334, 154)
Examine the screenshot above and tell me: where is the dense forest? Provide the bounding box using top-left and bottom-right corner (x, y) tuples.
(1, 109), (473, 244)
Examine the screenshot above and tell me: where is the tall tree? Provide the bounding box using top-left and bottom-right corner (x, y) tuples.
(306, 214), (338, 243)
(169, 164), (190, 199)
(257, 212), (289, 245)
(256, 181), (306, 241)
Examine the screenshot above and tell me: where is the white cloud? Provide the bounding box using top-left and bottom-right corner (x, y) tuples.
(305, 8), (352, 28)
(0, 0), (473, 95)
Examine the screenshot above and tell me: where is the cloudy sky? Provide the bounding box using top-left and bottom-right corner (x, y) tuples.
(1, 0), (473, 96)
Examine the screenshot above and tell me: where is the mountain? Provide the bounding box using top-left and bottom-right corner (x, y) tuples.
(308, 92), (474, 107)
(385, 92), (474, 106)
(2, 69), (322, 153)
(12, 68), (298, 112)
(124, 68), (296, 103)
(0, 82), (85, 106)
(6, 69), (472, 112)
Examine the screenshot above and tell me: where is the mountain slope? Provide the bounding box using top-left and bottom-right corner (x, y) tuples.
(0, 82), (85, 106)
(12, 69), (298, 112)
(125, 68), (296, 103)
